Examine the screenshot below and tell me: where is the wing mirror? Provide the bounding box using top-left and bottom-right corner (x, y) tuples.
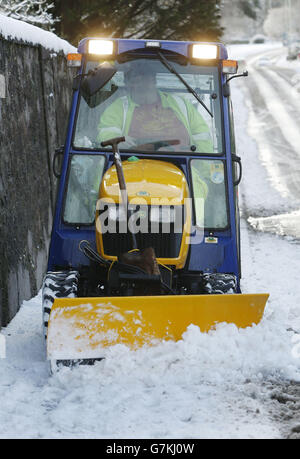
(81, 62), (117, 97)
(223, 71), (248, 97)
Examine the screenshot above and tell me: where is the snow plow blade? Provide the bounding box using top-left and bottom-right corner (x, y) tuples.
(47, 293), (269, 361)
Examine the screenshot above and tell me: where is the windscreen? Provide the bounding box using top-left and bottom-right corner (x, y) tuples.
(74, 57), (223, 154)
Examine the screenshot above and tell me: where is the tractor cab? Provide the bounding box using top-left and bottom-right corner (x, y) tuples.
(50, 39), (241, 280)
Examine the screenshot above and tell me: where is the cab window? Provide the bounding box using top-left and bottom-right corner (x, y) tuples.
(191, 159), (228, 229)
(63, 154), (105, 224)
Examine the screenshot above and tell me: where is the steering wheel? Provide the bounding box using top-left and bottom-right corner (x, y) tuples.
(134, 139), (180, 151)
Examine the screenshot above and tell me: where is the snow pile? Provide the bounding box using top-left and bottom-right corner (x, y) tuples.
(45, 322), (297, 439)
(0, 12), (75, 54)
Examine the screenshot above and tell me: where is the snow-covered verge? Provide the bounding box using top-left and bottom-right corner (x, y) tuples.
(0, 43), (299, 439)
(0, 13), (75, 53)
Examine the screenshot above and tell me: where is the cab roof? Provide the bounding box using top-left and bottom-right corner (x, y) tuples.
(77, 38), (228, 60)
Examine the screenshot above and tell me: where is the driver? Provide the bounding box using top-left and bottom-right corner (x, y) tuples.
(97, 60), (213, 152)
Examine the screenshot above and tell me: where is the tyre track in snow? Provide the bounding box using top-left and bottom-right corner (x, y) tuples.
(236, 72), (298, 211)
(240, 48), (300, 239)
(256, 67), (300, 151)
(248, 52), (300, 198)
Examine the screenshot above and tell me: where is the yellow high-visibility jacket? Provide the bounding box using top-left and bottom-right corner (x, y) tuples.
(97, 91), (213, 153)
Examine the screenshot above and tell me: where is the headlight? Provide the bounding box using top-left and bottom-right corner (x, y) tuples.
(88, 40), (114, 55)
(192, 44), (218, 60)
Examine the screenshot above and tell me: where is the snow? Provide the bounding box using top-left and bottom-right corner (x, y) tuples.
(227, 41), (300, 73)
(0, 12), (76, 54)
(274, 52), (300, 72)
(227, 42), (282, 60)
(1, 248), (300, 439)
(0, 43), (300, 439)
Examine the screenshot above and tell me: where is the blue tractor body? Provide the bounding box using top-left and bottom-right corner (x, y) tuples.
(48, 38), (241, 288)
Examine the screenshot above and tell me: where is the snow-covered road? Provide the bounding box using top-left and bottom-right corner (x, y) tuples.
(229, 44), (300, 239)
(0, 44), (300, 439)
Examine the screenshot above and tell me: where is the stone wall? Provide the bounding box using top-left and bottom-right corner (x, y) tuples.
(0, 37), (73, 327)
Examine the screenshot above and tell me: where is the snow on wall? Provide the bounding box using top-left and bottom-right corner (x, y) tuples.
(0, 12), (76, 53)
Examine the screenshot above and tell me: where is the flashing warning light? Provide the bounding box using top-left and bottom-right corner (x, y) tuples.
(67, 53), (82, 67)
(222, 60), (238, 74)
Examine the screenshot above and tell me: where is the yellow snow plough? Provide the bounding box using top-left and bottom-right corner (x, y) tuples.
(43, 38), (269, 366)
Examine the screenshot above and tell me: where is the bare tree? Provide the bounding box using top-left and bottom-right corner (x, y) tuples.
(52, 0), (222, 46)
(0, 0), (57, 30)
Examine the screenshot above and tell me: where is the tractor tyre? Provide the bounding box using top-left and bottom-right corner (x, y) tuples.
(42, 270), (79, 339)
(202, 273), (237, 294)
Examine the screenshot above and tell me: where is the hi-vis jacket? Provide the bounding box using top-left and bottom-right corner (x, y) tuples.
(97, 91), (213, 153)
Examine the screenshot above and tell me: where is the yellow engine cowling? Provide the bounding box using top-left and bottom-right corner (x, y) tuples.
(95, 159), (191, 269)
